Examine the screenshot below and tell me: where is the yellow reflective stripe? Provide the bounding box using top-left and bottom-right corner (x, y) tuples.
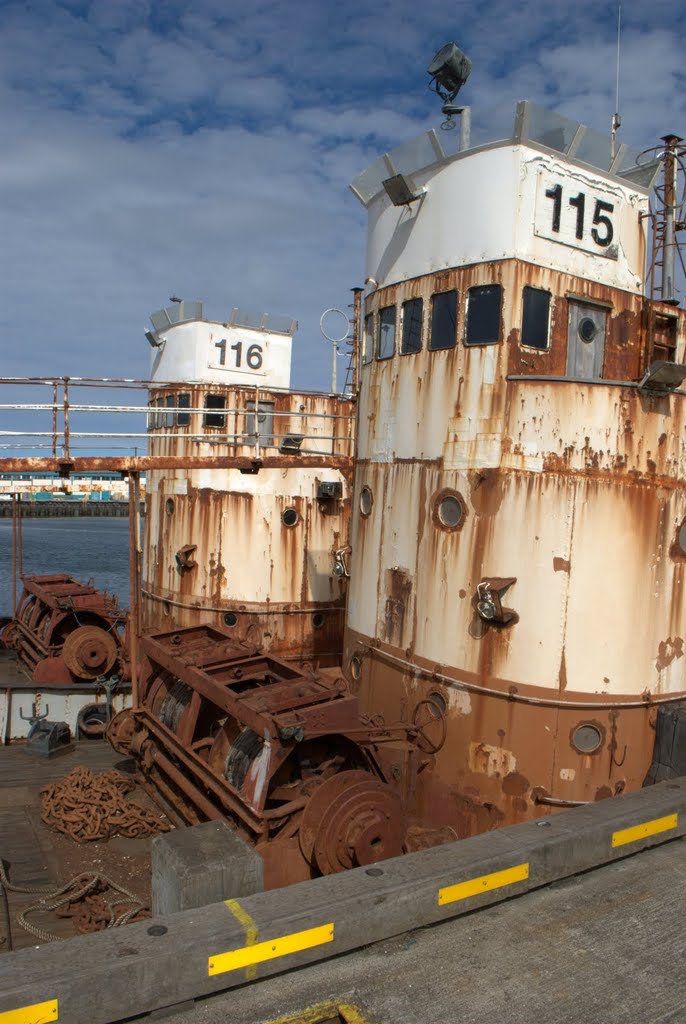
(0, 1001), (58, 1024)
(224, 898), (259, 980)
(612, 813), (678, 848)
(263, 1003), (369, 1024)
(438, 863), (529, 906)
(208, 922), (334, 977)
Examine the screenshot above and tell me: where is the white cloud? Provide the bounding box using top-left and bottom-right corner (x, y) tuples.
(0, 0), (684, 406)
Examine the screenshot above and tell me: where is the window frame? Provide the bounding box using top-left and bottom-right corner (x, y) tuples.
(204, 393), (227, 429)
(376, 305), (397, 361)
(520, 286), (552, 352)
(177, 392), (191, 426)
(429, 290), (458, 352)
(362, 313), (374, 365)
(400, 297), (423, 355)
(464, 284), (503, 347)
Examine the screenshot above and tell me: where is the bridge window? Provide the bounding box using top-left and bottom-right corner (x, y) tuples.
(377, 306), (396, 360)
(429, 290), (457, 351)
(204, 394), (226, 428)
(164, 394), (175, 428)
(177, 393), (190, 426)
(363, 314), (374, 365)
(521, 287), (551, 351)
(401, 298), (423, 354)
(465, 285), (502, 346)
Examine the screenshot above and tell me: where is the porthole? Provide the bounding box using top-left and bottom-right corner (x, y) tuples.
(427, 691), (447, 716)
(350, 655), (362, 681)
(432, 489), (467, 531)
(223, 612), (237, 627)
(578, 317), (597, 343)
(162, 601), (171, 617)
(359, 486), (373, 518)
(282, 507), (299, 527)
(165, 498), (175, 515)
(312, 612), (325, 629)
(571, 721), (604, 754)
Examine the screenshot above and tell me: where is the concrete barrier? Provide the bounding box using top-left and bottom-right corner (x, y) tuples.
(1, 777), (685, 1024)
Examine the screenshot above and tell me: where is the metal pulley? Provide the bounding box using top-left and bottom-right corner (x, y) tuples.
(299, 769), (404, 874)
(62, 625), (118, 680)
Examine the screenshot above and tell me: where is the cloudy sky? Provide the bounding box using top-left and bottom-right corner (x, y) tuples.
(2, 0), (685, 395)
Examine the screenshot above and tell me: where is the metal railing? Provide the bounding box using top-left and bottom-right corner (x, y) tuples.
(0, 377), (355, 469)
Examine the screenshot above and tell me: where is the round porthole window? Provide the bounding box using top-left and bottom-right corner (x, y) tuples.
(282, 507), (299, 527)
(165, 498), (175, 515)
(223, 612), (237, 627)
(359, 486), (373, 518)
(427, 691), (447, 716)
(162, 601), (171, 617)
(432, 490), (467, 531)
(350, 655), (362, 681)
(571, 722), (604, 754)
(578, 317), (597, 343)
(312, 612), (325, 629)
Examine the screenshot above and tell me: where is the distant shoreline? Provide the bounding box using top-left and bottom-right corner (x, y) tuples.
(0, 501), (136, 518)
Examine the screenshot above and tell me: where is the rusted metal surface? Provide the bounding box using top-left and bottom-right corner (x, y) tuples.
(110, 625), (408, 888)
(142, 385), (354, 662)
(40, 766), (171, 843)
(62, 626), (118, 680)
(346, 133), (686, 839)
(128, 473), (141, 706)
(1, 575), (128, 685)
(0, 454), (352, 473)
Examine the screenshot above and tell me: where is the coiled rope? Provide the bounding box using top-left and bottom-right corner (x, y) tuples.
(0, 860), (149, 944)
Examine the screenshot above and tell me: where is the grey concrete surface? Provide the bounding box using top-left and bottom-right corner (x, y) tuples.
(152, 820), (263, 915)
(170, 837), (686, 1024)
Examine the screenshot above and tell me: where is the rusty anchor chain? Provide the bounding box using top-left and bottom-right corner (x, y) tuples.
(40, 766), (172, 843)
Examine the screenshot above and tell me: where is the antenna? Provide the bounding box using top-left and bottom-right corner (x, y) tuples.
(611, 5), (622, 160)
(320, 308), (351, 393)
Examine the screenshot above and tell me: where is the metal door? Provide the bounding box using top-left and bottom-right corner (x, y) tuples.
(566, 301), (607, 379)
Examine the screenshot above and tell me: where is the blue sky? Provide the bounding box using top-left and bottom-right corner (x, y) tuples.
(2, 0), (685, 391)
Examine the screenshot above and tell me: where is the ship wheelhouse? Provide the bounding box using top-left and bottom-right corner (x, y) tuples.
(346, 101), (686, 833)
(143, 301), (354, 663)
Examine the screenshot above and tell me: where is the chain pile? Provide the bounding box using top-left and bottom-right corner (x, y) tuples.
(40, 766), (172, 843)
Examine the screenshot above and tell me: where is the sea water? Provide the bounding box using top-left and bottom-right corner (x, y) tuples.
(0, 517), (131, 617)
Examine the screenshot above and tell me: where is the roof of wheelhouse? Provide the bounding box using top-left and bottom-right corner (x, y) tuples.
(351, 100), (660, 207)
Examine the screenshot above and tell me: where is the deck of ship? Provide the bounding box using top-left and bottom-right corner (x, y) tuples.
(0, 738), (157, 952)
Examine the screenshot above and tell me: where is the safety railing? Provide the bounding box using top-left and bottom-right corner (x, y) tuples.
(0, 378), (355, 467)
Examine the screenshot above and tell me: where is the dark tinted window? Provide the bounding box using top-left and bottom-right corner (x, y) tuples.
(204, 394), (226, 428)
(177, 393), (191, 426)
(165, 394), (175, 428)
(377, 306), (396, 360)
(363, 314), (374, 365)
(429, 291), (457, 351)
(401, 298), (423, 354)
(521, 288), (551, 350)
(465, 285), (502, 346)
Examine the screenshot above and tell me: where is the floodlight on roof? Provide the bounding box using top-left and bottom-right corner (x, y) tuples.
(428, 42), (472, 104)
(145, 329), (163, 348)
(382, 173), (426, 206)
